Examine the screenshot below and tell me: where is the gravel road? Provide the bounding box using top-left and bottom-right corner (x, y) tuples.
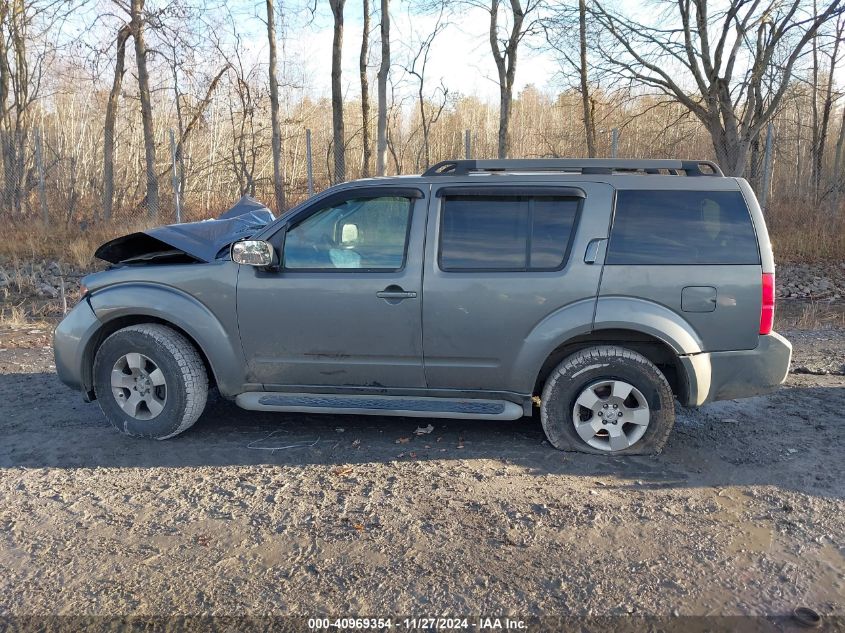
(0, 320), (843, 625)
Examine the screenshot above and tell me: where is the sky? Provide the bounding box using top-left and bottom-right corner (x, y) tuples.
(61, 0), (843, 105)
(234, 0), (564, 103)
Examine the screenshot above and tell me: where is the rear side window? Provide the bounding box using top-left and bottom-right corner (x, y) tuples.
(439, 196), (580, 271)
(607, 190), (759, 265)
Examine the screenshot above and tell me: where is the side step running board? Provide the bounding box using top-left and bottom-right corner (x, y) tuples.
(235, 392), (525, 420)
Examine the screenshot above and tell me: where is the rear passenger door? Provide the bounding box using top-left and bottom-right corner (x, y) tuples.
(421, 183), (613, 394)
(599, 187), (762, 351)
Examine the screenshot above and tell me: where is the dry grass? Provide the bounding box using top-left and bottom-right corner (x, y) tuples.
(0, 262), (37, 295)
(0, 298), (54, 328)
(0, 220), (155, 269)
(766, 199), (845, 263)
(0, 197), (841, 269)
(780, 300), (845, 329)
(0, 302), (29, 327)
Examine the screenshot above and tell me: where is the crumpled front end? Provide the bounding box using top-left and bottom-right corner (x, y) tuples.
(94, 195), (275, 265)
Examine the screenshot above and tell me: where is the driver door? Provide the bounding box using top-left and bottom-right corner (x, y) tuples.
(236, 188), (427, 389)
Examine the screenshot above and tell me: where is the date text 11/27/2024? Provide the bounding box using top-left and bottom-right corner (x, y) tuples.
(307, 617), (528, 630)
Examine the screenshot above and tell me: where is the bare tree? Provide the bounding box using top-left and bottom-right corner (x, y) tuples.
(130, 0), (160, 220)
(487, 0), (543, 158)
(376, 0), (390, 175)
(402, 5), (449, 169)
(543, 1), (597, 156)
(360, 0), (372, 177)
(157, 64), (230, 183)
(102, 24), (131, 223)
(329, 0), (346, 183)
(266, 0), (286, 212)
(578, 0), (595, 157)
(832, 101), (845, 210)
(810, 12), (844, 202)
(0, 0), (61, 216)
(591, 0), (845, 176)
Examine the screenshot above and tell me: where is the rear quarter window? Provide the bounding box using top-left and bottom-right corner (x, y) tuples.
(606, 190), (760, 265)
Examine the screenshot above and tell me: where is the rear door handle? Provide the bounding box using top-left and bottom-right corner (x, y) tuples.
(377, 285), (417, 301)
(584, 238), (608, 264)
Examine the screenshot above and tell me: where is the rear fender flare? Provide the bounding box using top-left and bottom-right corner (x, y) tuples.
(594, 296), (709, 405)
(593, 296), (703, 355)
(510, 298), (596, 394)
(515, 296), (708, 403)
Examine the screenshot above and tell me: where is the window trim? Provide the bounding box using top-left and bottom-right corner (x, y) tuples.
(605, 188), (761, 267)
(281, 194), (418, 273)
(435, 185), (586, 199)
(436, 193), (584, 273)
(262, 185), (424, 243)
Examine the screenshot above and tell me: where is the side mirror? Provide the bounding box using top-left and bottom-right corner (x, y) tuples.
(231, 240), (276, 267)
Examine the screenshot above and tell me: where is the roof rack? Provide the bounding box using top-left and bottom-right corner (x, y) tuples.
(422, 159), (724, 177)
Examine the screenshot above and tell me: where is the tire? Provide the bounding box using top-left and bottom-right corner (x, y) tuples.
(93, 324), (208, 440)
(540, 345), (675, 455)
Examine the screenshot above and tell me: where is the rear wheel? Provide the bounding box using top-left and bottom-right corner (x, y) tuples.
(540, 345), (675, 455)
(93, 324), (208, 439)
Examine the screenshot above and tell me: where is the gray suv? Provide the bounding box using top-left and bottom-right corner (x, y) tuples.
(54, 159), (792, 454)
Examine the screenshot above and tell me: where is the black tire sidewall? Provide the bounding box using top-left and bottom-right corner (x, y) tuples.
(93, 330), (191, 439)
(541, 350), (674, 455)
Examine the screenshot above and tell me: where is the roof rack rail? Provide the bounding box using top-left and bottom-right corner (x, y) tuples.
(422, 159), (724, 177)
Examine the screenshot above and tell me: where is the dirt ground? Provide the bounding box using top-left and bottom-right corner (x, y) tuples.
(0, 308), (843, 628)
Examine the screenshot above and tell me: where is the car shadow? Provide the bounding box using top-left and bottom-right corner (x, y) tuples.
(1, 371), (843, 500)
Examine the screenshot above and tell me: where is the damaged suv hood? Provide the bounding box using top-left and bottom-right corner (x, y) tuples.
(95, 196), (275, 264)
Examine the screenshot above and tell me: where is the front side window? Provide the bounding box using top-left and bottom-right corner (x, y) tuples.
(606, 190), (760, 265)
(439, 196), (580, 271)
(283, 196), (412, 270)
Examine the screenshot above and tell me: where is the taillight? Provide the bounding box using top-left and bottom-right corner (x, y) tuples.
(760, 273), (775, 335)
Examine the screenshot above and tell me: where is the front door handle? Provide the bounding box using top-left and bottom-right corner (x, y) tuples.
(377, 285), (417, 301)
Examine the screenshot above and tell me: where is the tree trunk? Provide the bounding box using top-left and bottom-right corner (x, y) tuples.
(811, 12), (821, 203)
(376, 0), (389, 176)
(831, 105), (845, 214)
(814, 16), (842, 206)
(419, 85), (429, 169)
(489, 0), (522, 159)
(496, 86), (511, 159)
(360, 0), (371, 177)
(0, 4), (14, 216)
(329, 0), (346, 184)
(131, 0), (159, 221)
(578, 0), (596, 157)
(266, 0), (286, 213)
(103, 24), (131, 223)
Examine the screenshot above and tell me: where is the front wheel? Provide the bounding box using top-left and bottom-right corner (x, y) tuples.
(540, 345), (675, 455)
(93, 324), (208, 439)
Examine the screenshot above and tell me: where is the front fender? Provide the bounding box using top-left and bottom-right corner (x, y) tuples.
(88, 283), (246, 396)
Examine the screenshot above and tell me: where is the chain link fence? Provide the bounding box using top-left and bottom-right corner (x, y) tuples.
(0, 118), (811, 230)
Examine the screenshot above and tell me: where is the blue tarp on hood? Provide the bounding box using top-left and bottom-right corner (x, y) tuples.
(95, 195), (275, 264)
